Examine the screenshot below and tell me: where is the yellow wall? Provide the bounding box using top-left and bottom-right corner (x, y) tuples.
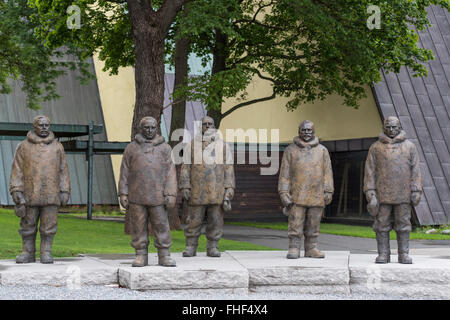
(93, 57), (383, 186)
(93, 54), (135, 188)
(220, 76), (383, 143)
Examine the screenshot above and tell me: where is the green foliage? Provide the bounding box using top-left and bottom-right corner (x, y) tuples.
(30, 0), (134, 75)
(3, 0), (449, 115)
(0, 0), (90, 109)
(168, 0), (450, 115)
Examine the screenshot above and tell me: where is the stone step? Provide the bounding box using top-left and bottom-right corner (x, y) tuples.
(0, 257), (117, 287)
(1, 251), (449, 298)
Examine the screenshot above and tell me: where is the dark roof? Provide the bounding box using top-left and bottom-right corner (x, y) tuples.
(0, 58), (118, 206)
(372, 5), (450, 225)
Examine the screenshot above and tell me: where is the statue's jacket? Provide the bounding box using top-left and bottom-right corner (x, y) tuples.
(179, 133), (235, 206)
(278, 136), (334, 207)
(364, 131), (422, 204)
(9, 131), (70, 206)
(118, 134), (177, 206)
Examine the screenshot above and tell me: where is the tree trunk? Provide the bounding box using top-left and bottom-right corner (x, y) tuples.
(208, 28), (228, 128)
(169, 34), (190, 147)
(127, 0), (186, 139)
(126, 0), (186, 231)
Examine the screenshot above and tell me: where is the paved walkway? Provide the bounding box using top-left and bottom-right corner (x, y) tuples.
(71, 216), (450, 256)
(222, 225), (450, 256)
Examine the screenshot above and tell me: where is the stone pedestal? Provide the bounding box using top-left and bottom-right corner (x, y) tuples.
(349, 254), (450, 299)
(91, 252), (249, 293)
(0, 257), (117, 286)
(227, 251), (351, 294)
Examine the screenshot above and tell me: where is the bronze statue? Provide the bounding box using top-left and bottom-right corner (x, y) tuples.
(118, 117), (177, 267)
(180, 116), (235, 257)
(278, 120), (334, 259)
(364, 116), (422, 264)
(10, 115), (70, 264)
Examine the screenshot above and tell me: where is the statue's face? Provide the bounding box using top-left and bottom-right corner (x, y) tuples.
(384, 119), (401, 138)
(202, 117), (215, 135)
(299, 122), (315, 142)
(34, 118), (50, 138)
(140, 119), (157, 140)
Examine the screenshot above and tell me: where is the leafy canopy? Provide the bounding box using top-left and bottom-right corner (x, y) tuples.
(0, 0), (92, 110)
(2, 0), (449, 113)
(167, 0), (450, 114)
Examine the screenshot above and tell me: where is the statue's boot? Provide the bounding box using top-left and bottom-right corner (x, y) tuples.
(304, 237), (325, 258)
(40, 235), (54, 264)
(286, 237), (300, 259)
(375, 232), (390, 263)
(16, 235), (36, 264)
(182, 237), (198, 257)
(397, 232), (412, 264)
(206, 240), (221, 257)
(158, 248), (176, 267)
(132, 249), (148, 267)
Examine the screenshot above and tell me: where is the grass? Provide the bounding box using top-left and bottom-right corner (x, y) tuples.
(227, 221), (450, 240)
(59, 205), (125, 218)
(0, 208), (276, 260)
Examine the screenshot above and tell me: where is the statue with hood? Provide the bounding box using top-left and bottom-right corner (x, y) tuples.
(364, 116), (422, 264)
(118, 117), (177, 267)
(179, 116), (235, 258)
(10, 115), (70, 264)
(278, 120), (334, 259)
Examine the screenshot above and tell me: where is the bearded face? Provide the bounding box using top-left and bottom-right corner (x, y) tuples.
(299, 121), (315, 142)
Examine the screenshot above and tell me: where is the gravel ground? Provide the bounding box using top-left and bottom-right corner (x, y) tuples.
(0, 285), (442, 300)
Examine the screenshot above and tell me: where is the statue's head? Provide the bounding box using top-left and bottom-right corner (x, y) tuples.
(383, 116), (401, 139)
(139, 116), (158, 140)
(201, 116), (215, 135)
(298, 120), (315, 142)
(33, 115), (50, 138)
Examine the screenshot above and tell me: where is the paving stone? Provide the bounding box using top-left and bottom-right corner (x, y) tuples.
(227, 251), (350, 295)
(349, 254), (450, 299)
(107, 252), (249, 291)
(0, 257), (118, 286)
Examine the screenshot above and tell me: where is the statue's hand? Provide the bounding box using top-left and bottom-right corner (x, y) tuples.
(165, 195), (176, 209)
(324, 192), (333, 205)
(181, 188), (190, 201)
(365, 190), (377, 203)
(224, 188), (234, 201)
(12, 191), (25, 205)
(280, 193), (293, 208)
(59, 192), (70, 206)
(119, 195), (129, 210)
(411, 191), (422, 206)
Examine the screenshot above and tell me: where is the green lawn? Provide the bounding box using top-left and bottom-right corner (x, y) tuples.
(227, 221), (450, 240)
(0, 209), (276, 260)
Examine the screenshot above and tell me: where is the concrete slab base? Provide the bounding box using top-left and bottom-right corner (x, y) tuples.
(0, 257), (118, 286)
(90, 252), (249, 291)
(349, 254), (450, 299)
(1, 251), (449, 298)
(227, 251), (350, 295)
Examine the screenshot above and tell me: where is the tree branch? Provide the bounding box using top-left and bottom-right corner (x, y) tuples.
(221, 88), (276, 119)
(158, 0), (190, 34)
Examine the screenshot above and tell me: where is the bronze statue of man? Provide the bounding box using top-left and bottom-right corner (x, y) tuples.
(10, 115), (70, 264)
(364, 116), (422, 264)
(180, 116), (235, 257)
(118, 117), (177, 267)
(278, 120), (334, 259)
